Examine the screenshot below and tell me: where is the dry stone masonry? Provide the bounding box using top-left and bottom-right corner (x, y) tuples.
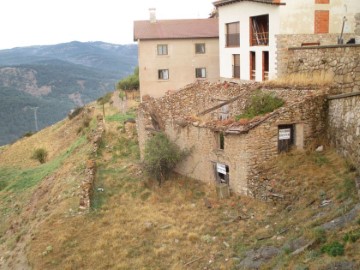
(328, 92), (360, 176)
(137, 81), (328, 200)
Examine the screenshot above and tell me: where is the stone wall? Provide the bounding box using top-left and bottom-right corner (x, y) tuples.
(276, 33), (360, 94)
(276, 33), (353, 77)
(137, 81), (327, 199)
(328, 92), (360, 171)
(287, 44), (360, 93)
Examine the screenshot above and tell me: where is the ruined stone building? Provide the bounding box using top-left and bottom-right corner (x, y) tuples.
(137, 82), (327, 198)
(213, 0), (360, 82)
(133, 9), (219, 100)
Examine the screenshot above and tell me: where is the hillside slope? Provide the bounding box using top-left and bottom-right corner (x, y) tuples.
(0, 41), (138, 145)
(0, 96), (359, 270)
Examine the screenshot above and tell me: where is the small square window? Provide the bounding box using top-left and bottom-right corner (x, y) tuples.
(158, 69), (169, 80)
(157, 44), (168, 55)
(195, 68), (206, 78)
(195, 43), (206, 54)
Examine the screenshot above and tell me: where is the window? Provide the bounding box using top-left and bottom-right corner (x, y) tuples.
(314, 10), (329, 34)
(195, 43), (206, 54)
(219, 132), (225, 150)
(278, 124), (294, 153)
(157, 44), (168, 55)
(195, 68), (206, 78)
(214, 163), (229, 185)
(250, 15), (269, 46)
(233, 54), (240, 79)
(158, 69), (169, 80)
(226, 22), (240, 47)
(250, 51), (256, 80)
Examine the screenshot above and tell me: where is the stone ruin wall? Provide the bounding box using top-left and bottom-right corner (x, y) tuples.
(328, 92), (360, 173)
(137, 82), (328, 199)
(247, 94), (328, 200)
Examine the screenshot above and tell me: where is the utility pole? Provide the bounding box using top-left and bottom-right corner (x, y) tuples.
(27, 107), (39, 131)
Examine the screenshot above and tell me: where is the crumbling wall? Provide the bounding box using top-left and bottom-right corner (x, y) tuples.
(328, 92), (360, 171)
(247, 94), (328, 200)
(79, 121), (104, 211)
(137, 81), (328, 198)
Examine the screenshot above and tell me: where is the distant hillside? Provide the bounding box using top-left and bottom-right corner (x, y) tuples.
(0, 41), (138, 145)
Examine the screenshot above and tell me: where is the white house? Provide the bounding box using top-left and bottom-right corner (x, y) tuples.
(213, 0), (360, 82)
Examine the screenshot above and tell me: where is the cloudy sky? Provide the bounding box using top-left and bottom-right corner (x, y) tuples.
(0, 0), (215, 50)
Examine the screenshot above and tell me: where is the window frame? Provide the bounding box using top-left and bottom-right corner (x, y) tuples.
(195, 67), (207, 79)
(158, 69), (169, 80)
(157, 44), (168, 55)
(232, 54), (240, 79)
(225, 22), (240, 47)
(195, 43), (206, 54)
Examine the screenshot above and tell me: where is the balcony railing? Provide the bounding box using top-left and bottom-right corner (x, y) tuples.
(251, 31), (269, 46)
(226, 34), (240, 47)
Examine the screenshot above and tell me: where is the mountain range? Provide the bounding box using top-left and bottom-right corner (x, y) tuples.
(0, 41), (138, 145)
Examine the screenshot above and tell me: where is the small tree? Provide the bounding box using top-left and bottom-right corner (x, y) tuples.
(32, 148), (48, 164)
(143, 132), (189, 186)
(117, 67), (139, 91)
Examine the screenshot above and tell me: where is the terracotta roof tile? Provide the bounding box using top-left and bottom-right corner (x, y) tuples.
(134, 18), (218, 41)
(213, 0), (285, 7)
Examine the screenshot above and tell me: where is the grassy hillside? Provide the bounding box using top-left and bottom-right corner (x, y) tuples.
(0, 96), (359, 270)
(0, 41), (138, 146)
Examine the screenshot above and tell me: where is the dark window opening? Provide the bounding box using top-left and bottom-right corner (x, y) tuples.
(213, 163), (230, 185)
(158, 69), (169, 80)
(195, 68), (206, 78)
(278, 124), (295, 153)
(233, 54), (240, 78)
(250, 14), (269, 46)
(219, 132), (225, 150)
(226, 22), (240, 47)
(250, 51), (256, 80)
(262, 51), (269, 81)
(195, 43), (206, 54)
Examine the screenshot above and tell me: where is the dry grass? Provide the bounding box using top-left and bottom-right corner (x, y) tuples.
(263, 71), (333, 89)
(1, 95), (360, 270)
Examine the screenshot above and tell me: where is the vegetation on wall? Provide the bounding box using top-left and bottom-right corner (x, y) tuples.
(235, 90), (284, 120)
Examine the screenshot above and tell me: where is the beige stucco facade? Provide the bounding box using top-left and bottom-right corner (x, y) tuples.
(137, 38), (219, 99)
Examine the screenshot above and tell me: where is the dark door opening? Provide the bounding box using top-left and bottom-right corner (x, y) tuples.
(278, 124), (294, 153)
(262, 51), (269, 81)
(250, 51), (256, 80)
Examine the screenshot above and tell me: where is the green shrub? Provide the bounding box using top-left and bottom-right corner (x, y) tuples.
(235, 90), (284, 120)
(143, 132), (189, 186)
(343, 230), (360, 243)
(32, 148), (48, 164)
(321, 241), (344, 257)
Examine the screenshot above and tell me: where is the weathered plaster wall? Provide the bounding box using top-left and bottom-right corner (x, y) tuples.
(328, 92), (360, 169)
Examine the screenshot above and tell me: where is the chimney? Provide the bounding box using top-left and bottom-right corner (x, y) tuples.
(149, 8), (156, 23)
(273, 0), (281, 3)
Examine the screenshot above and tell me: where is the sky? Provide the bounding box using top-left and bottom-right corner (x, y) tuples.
(0, 0), (215, 50)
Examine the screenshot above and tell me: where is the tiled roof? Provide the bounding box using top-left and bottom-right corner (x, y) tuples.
(133, 18), (218, 41)
(213, 0), (285, 7)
